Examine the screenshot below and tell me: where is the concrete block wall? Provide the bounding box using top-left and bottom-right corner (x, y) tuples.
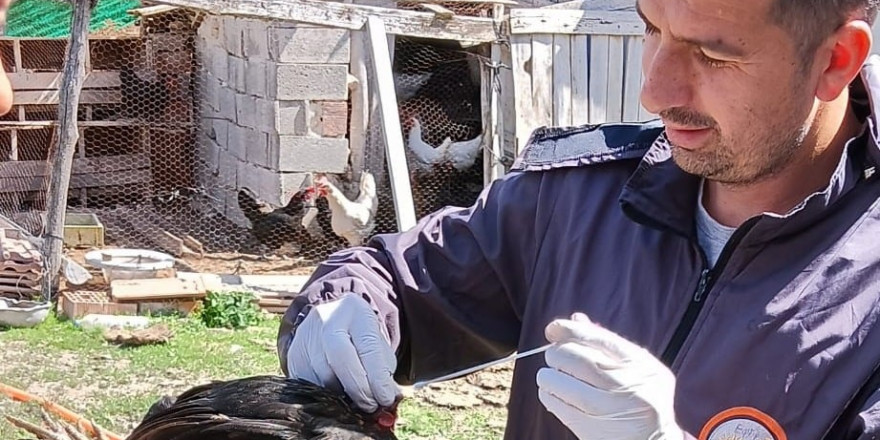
(195, 15), (352, 226)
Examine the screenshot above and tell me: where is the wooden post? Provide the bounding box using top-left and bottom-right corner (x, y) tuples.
(40, 0), (93, 300)
(365, 16), (417, 232)
(483, 4), (507, 185)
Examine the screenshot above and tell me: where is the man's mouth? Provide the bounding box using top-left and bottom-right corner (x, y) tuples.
(664, 124), (713, 150)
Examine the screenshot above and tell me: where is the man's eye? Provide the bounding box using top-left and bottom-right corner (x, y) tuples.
(697, 51), (729, 68)
(644, 23), (660, 36)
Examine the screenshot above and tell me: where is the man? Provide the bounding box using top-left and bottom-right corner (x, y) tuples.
(277, 0), (880, 438)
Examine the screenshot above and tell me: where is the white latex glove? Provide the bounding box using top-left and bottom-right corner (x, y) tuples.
(537, 313), (685, 440)
(286, 294), (401, 412)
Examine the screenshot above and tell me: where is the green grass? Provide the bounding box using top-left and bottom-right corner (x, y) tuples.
(0, 311), (506, 439)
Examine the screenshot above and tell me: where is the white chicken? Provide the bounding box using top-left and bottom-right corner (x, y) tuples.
(314, 171), (380, 247)
(406, 118), (452, 172)
(405, 117), (483, 171)
(446, 132), (484, 171)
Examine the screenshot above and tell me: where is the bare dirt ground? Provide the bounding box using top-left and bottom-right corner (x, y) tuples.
(408, 363), (513, 410)
(65, 248), (322, 278)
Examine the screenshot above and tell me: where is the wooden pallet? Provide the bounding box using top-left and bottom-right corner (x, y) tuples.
(253, 291), (293, 314)
(110, 276), (207, 302)
(0, 154), (151, 194)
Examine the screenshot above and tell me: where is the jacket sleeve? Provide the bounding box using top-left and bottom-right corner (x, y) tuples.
(852, 389), (880, 439)
(277, 169), (547, 384)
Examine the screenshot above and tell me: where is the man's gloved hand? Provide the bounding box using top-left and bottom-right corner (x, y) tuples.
(537, 313), (685, 440)
(286, 294), (401, 412)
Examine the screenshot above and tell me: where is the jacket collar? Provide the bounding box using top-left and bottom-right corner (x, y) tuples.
(619, 55), (880, 244)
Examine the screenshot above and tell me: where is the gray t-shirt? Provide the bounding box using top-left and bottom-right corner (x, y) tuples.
(695, 181), (736, 267)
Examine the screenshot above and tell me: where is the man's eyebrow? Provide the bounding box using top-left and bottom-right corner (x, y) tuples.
(635, 0), (747, 59)
(681, 35), (747, 58)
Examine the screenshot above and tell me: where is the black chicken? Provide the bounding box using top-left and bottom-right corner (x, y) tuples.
(237, 186), (326, 256)
(127, 375), (400, 440)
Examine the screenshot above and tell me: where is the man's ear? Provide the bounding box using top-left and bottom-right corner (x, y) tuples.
(816, 20), (873, 102)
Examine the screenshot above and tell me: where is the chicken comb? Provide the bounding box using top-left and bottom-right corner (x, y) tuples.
(300, 185), (325, 199)
(375, 397), (401, 431)
(376, 410), (396, 430)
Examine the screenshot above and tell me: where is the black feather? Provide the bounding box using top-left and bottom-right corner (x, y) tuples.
(128, 376), (398, 440)
(237, 188), (318, 252)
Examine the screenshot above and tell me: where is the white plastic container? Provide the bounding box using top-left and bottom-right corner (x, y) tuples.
(0, 297), (51, 328)
(84, 248), (175, 283)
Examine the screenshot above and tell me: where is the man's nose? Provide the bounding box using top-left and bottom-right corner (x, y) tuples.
(640, 44), (694, 115)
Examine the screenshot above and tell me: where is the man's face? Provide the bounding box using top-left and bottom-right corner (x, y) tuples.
(638, 0), (820, 185)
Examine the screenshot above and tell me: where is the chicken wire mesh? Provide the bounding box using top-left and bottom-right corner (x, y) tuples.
(0, 9), (492, 300)
(366, 36), (486, 237)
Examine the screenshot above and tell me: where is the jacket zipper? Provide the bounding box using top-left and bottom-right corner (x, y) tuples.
(659, 217), (760, 367)
(692, 269), (711, 302)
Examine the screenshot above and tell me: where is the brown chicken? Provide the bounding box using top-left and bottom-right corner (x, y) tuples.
(126, 375), (400, 440)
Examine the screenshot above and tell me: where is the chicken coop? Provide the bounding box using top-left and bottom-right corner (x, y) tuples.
(183, 0), (513, 263)
(171, 0), (650, 261)
(0, 0), (649, 305)
(0, 0), (203, 244)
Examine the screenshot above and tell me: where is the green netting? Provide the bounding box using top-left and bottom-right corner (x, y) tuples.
(4, 0), (141, 38)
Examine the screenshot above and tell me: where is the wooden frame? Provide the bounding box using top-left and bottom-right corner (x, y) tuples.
(481, 3), (508, 184)
(502, 3), (654, 155)
(365, 16), (417, 232)
(9, 71), (121, 90)
(128, 5), (181, 17)
(509, 9), (644, 35)
(150, 0), (501, 42)
(0, 155), (152, 194)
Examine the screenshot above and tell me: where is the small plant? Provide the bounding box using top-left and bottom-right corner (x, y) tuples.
(198, 291), (262, 330)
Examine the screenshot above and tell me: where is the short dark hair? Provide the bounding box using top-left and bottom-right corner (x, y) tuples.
(770, 0), (879, 61)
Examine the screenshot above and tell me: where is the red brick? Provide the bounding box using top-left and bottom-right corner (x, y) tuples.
(60, 291), (138, 319)
(318, 101), (348, 138)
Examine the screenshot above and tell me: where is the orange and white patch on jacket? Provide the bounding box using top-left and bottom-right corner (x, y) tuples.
(699, 406), (787, 440)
